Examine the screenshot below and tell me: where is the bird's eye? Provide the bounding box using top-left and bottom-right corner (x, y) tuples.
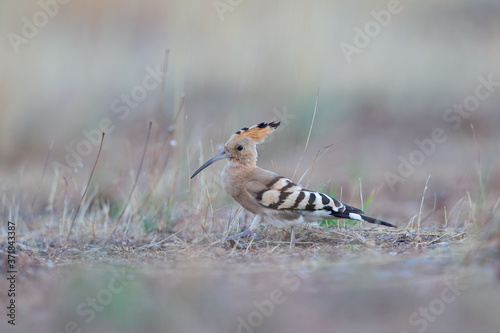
(236, 145), (244, 151)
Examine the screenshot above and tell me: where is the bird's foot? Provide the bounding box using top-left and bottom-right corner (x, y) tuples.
(227, 228), (255, 240)
(226, 229), (258, 248)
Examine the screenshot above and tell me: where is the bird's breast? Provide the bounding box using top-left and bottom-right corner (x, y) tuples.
(221, 163), (244, 198)
(221, 163), (263, 214)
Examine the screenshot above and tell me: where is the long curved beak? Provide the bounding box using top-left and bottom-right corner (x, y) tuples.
(190, 151), (231, 179)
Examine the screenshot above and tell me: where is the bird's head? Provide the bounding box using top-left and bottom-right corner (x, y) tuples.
(190, 121), (280, 179)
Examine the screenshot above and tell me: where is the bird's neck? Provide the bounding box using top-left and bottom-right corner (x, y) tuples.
(226, 158), (257, 172)
(221, 159), (257, 197)
(223, 158), (257, 184)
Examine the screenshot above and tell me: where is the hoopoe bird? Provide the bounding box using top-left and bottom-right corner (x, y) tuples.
(191, 121), (396, 244)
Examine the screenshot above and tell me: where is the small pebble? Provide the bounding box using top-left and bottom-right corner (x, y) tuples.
(215, 247), (226, 256)
(365, 240), (376, 248)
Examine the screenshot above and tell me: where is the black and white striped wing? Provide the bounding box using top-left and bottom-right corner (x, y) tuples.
(245, 175), (397, 228)
(246, 176), (346, 214)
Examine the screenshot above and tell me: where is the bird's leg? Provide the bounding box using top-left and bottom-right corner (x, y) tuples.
(289, 227), (296, 248)
(227, 214), (263, 240)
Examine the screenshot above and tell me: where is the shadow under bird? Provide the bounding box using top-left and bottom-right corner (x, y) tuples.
(191, 121), (396, 244)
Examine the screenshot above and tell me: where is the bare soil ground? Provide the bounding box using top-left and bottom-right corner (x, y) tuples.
(2, 2), (500, 332)
(2, 220), (500, 333)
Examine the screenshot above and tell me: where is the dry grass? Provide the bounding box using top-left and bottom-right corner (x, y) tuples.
(1, 1), (500, 332)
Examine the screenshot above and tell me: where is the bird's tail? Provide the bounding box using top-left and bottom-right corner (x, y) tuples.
(333, 206), (397, 228)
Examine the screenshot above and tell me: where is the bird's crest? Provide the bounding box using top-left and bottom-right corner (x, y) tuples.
(233, 121), (280, 145)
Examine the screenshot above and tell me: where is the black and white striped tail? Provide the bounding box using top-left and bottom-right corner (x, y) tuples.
(333, 206), (397, 228)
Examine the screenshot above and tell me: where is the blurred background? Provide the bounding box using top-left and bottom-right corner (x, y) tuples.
(2, 0), (500, 212)
(1, 1), (500, 219)
(1, 1), (500, 333)
(0, 0), (498, 230)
